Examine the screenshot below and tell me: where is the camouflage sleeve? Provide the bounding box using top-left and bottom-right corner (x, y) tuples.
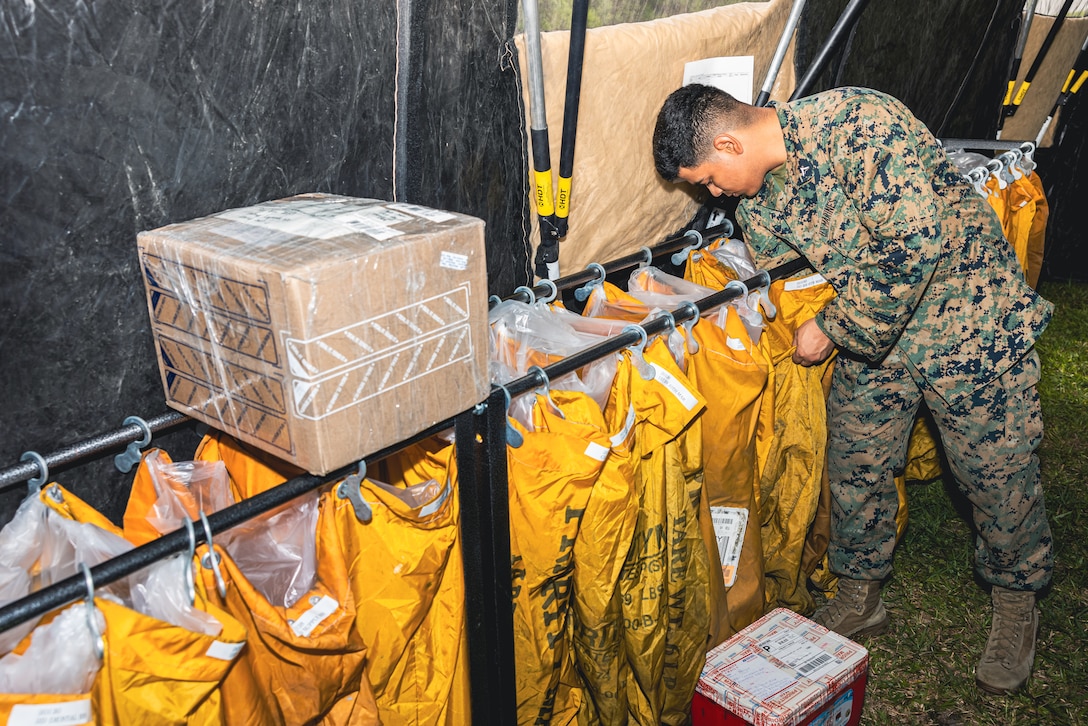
(735, 205), (805, 270)
(814, 95), (943, 360)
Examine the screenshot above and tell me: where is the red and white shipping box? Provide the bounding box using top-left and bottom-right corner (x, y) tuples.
(692, 608), (869, 726)
(137, 194), (490, 475)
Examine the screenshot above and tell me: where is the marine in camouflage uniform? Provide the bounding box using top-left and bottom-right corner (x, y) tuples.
(653, 84), (1053, 695)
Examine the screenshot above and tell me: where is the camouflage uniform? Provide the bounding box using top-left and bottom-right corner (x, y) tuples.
(736, 88), (1054, 592)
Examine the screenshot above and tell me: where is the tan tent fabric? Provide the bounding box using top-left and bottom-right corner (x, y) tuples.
(513, 0), (797, 277)
(999, 16), (1088, 146)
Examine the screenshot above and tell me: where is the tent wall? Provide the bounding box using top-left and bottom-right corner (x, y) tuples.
(0, 0), (525, 525)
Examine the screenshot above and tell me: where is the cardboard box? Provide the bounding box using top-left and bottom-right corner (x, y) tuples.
(137, 194), (490, 475)
(692, 608), (869, 726)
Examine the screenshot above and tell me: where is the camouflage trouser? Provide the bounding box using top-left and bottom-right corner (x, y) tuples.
(826, 346), (1053, 592)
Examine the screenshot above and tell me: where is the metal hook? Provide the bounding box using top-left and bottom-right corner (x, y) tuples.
(677, 301), (702, 355)
(513, 285), (537, 305)
(114, 415), (154, 473)
(20, 451), (48, 494)
(638, 246), (654, 268)
(488, 294), (502, 308)
(671, 229), (705, 265)
(655, 309), (677, 333)
(986, 159), (1007, 190)
(198, 510), (227, 599)
(537, 278), (558, 304)
(527, 365), (564, 418)
(181, 518), (197, 606)
(78, 562), (105, 660)
(726, 279), (765, 328)
(574, 263), (607, 302)
(336, 460), (373, 524)
(1018, 141), (1037, 174)
(622, 325), (656, 381)
(497, 384), (524, 448)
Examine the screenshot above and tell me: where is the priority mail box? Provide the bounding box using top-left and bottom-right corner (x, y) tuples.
(691, 608), (869, 726)
(137, 194), (489, 475)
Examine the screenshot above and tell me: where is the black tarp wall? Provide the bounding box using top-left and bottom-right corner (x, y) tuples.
(0, 0), (526, 524)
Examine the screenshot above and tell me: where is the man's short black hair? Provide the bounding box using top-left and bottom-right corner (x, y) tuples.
(652, 83), (751, 181)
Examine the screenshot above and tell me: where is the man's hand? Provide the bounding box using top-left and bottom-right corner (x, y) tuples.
(792, 318), (836, 366)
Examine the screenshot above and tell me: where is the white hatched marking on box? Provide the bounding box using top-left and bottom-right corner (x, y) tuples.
(285, 284), (472, 380)
(291, 324), (475, 420)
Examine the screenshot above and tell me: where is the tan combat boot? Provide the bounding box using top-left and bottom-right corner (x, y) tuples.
(811, 578), (889, 638)
(975, 586), (1039, 695)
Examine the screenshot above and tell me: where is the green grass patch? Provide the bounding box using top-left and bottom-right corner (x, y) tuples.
(854, 280), (1088, 725)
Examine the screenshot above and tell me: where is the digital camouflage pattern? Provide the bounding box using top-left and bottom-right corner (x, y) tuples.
(736, 87), (1051, 406)
(737, 87), (1053, 591)
(826, 348), (1052, 591)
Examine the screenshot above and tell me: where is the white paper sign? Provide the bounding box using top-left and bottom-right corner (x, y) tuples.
(683, 56), (755, 104)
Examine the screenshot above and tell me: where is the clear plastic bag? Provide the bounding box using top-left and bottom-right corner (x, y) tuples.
(489, 298), (619, 418)
(628, 264), (767, 345)
(130, 553), (222, 637)
(219, 494), (320, 609)
(140, 451), (319, 609)
(709, 237), (759, 281)
(0, 601), (103, 694)
(142, 451), (234, 531)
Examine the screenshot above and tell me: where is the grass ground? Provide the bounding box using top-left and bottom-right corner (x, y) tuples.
(850, 280), (1088, 725)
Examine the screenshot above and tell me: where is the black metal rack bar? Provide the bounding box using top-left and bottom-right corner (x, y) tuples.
(939, 138), (1036, 151)
(0, 410), (190, 492)
(510, 221), (736, 303)
(0, 416), (460, 634)
(501, 256), (810, 399)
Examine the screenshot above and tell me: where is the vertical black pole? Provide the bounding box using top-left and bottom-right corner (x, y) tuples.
(791, 0), (871, 101)
(456, 390), (517, 724)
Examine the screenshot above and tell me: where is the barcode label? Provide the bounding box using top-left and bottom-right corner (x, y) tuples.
(440, 251), (469, 270)
(711, 506), (748, 587)
(797, 652), (833, 676)
(760, 630), (842, 682)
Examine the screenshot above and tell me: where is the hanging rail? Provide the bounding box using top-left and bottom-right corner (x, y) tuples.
(939, 138), (1036, 152)
(510, 220), (736, 304)
(0, 415), (459, 634)
(0, 411), (190, 493)
(500, 256), (811, 400)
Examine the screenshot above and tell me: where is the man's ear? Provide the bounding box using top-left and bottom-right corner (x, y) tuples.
(712, 133), (743, 156)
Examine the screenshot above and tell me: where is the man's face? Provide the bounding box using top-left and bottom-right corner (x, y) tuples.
(676, 145), (765, 199)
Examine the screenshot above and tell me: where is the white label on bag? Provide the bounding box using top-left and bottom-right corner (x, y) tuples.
(783, 273), (827, 291)
(584, 441), (610, 462)
(206, 639), (246, 661)
(290, 596), (339, 637)
(439, 251), (469, 271)
(610, 404), (637, 448)
(711, 506), (748, 587)
(8, 700), (93, 725)
(650, 363), (699, 411)
(725, 335), (747, 352)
